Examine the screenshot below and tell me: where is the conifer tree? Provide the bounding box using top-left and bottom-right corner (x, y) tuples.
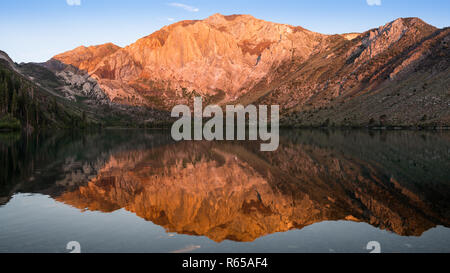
(0, 80), (4, 114)
(5, 81), (9, 114)
(34, 101), (39, 126)
(11, 89), (18, 116)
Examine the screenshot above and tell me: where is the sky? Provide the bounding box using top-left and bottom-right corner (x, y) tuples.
(0, 0), (449, 63)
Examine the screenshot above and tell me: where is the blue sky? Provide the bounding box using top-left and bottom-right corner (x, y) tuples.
(1, 0), (449, 63)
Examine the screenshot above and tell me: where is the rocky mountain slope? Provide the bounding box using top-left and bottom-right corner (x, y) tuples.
(261, 18), (450, 127)
(0, 50), (170, 128)
(9, 14), (450, 127)
(0, 51), (97, 130)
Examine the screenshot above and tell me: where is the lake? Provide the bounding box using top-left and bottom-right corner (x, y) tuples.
(0, 129), (449, 253)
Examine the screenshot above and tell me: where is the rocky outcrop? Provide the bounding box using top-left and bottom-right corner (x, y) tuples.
(53, 65), (111, 104)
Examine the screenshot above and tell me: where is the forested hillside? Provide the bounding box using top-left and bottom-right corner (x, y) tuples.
(0, 59), (94, 131)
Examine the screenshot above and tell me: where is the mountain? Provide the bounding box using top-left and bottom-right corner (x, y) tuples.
(10, 14), (450, 127)
(0, 50), (97, 130)
(0, 50), (171, 129)
(263, 18), (450, 127)
(42, 14), (329, 108)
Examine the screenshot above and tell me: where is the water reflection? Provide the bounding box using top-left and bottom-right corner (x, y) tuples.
(1, 130), (450, 243)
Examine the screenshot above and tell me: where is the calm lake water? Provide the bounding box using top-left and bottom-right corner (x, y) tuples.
(0, 129), (449, 253)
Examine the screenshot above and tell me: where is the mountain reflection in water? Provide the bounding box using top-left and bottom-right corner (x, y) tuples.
(1, 130), (449, 244)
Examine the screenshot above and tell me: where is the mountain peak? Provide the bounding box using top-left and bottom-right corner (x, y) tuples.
(0, 50), (16, 69)
(0, 50), (11, 61)
(205, 13), (258, 25)
(395, 17), (428, 25)
(52, 42), (120, 73)
(207, 13), (254, 20)
(207, 13), (225, 19)
(383, 17), (436, 32)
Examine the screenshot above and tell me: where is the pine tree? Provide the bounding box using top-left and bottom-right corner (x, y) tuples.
(0, 80), (4, 114)
(11, 89), (18, 116)
(25, 101), (29, 128)
(53, 97), (59, 115)
(34, 101), (39, 126)
(4, 81), (9, 114)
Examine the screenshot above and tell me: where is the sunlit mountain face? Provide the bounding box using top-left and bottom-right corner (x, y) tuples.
(4, 14), (446, 129)
(2, 130), (448, 245)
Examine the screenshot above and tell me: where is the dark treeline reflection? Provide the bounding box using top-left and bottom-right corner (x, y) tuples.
(1, 129), (449, 242)
(0, 130), (173, 205)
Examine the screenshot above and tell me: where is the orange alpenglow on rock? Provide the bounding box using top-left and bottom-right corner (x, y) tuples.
(46, 14), (449, 127)
(49, 14), (327, 108)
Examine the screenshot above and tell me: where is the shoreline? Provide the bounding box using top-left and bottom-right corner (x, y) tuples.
(2, 126), (449, 134)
